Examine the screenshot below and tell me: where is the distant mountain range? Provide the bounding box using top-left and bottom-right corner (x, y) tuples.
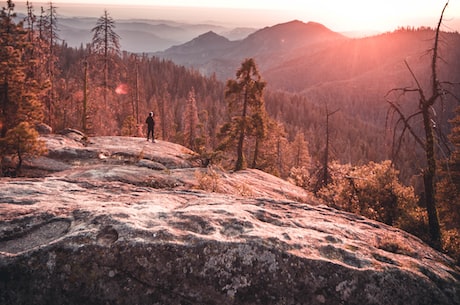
(154, 20), (346, 80)
(15, 13), (257, 53)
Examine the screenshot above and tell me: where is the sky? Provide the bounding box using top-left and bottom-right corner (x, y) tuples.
(18, 0), (460, 33)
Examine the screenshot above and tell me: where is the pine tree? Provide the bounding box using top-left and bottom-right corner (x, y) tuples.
(121, 115), (136, 136)
(249, 102), (268, 169)
(0, 0), (43, 137)
(274, 124), (289, 178)
(0, 0), (21, 137)
(254, 118), (286, 176)
(38, 2), (59, 126)
(183, 87), (200, 151)
(156, 83), (173, 141)
(222, 58), (266, 171)
(91, 9), (120, 106)
(0, 122), (47, 175)
(437, 106), (460, 262)
(290, 131), (310, 168)
(0, 1), (46, 176)
(82, 58), (89, 133)
(25, 1), (36, 42)
(447, 107), (460, 188)
(285, 131), (311, 187)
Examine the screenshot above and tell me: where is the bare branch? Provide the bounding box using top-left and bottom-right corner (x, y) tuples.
(387, 99), (425, 149)
(328, 108), (340, 116)
(392, 121), (408, 159)
(440, 81), (460, 86)
(432, 2), (449, 96)
(403, 59), (427, 102)
(385, 87), (419, 98)
(392, 110), (423, 160)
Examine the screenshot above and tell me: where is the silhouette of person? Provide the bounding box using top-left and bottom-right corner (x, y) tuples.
(146, 112), (155, 142)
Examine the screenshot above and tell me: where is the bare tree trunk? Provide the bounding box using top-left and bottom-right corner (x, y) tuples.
(322, 106), (339, 187)
(251, 137), (260, 169)
(386, 2), (448, 249)
(82, 60), (88, 133)
(323, 108), (331, 186)
(235, 89), (248, 171)
(422, 100), (441, 247)
(418, 2), (448, 249)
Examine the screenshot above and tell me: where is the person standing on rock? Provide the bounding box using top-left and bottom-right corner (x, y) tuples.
(146, 112), (155, 143)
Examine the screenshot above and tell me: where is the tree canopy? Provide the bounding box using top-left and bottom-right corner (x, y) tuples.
(220, 58), (267, 171)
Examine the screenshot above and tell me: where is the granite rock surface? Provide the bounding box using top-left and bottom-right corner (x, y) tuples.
(0, 133), (459, 305)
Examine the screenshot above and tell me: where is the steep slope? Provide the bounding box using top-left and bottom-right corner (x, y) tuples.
(266, 29), (460, 131)
(0, 132), (459, 304)
(265, 29), (458, 91)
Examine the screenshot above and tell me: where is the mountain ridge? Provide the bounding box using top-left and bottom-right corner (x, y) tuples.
(14, 12), (256, 52)
(155, 20), (347, 79)
(154, 21), (460, 132)
(166, 31), (235, 54)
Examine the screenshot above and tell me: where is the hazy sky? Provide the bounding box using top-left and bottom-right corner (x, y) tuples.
(20, 0), (460, 33)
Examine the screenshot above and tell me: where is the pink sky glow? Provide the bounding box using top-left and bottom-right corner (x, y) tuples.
(15, 0), (460, 33)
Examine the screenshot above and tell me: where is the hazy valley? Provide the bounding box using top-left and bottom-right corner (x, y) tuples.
(14, 12), (257, 53)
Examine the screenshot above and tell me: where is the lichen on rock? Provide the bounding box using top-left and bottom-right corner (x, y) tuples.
(0, 135), (459, 305)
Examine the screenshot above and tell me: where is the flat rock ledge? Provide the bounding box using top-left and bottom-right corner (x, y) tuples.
(0, 135), (459, 305)
(1, 188), (459, 305)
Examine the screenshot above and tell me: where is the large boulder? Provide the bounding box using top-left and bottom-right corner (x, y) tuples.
(0, 135), (458, 305)
(35, 123), (53, 135)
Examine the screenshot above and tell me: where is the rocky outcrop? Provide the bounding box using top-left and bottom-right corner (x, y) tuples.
(0, 134), (459, 305)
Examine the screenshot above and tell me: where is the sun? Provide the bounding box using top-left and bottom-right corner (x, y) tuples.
(287, 0), (452, 32)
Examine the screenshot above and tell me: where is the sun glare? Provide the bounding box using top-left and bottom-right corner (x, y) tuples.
(28, 0), (460, 33)
(115, 84), (129, 95)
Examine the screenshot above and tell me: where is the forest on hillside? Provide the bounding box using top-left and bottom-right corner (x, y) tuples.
(1, 1), (459, 263)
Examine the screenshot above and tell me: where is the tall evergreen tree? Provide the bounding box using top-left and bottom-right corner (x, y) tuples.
(0, 0), (18, 137)
(249, 100), (268, 169)
(37, 2), (58, 126)
(254, 117), (286, 176)
(183, 87), (200, 151)
(290, 131), (311, 168)
(22, 1), (48, 123)
(24, 1), (36, 42)
(0, 1), (46, 175)
(0, 0), (43, 136)
(91, 9), (120, 106)
(447, 107), (460, 188)
(437, 106), (460, 262)
(222, 58), (266, 171)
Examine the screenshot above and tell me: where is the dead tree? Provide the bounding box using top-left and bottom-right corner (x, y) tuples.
(386, 2), (450, 249)
(314, 104), (339, 192)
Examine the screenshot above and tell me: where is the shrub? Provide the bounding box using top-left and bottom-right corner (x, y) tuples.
(195, 166), (221, 192)
(317, 160), (423, 235)
(0, 122), (47, 175)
